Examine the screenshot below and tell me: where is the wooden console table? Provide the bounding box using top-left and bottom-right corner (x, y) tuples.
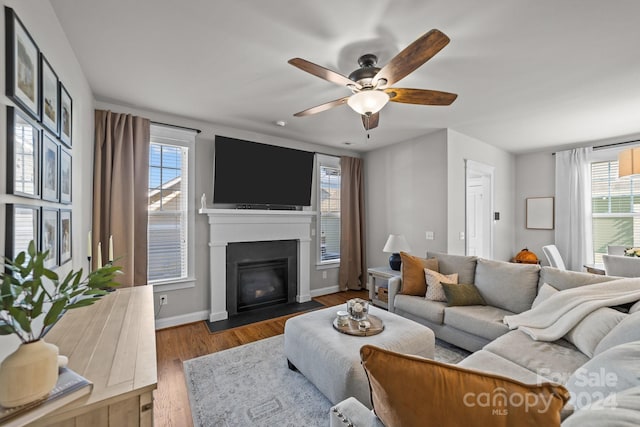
(29, 286), (157, 427)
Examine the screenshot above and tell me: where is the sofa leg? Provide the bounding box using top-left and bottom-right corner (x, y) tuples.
(287, 359), (298, 371)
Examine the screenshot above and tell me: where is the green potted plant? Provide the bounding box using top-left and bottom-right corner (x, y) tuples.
(0, 241), (121, 408)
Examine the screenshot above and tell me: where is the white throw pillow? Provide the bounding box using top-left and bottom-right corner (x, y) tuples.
(564, 307), (626, 358)
(531, 283), (559, 309)
(424, 268), (458, 302)
(630, 300), (640, 314)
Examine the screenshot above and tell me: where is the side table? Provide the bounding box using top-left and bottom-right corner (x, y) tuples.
(367, 266), (401, 309)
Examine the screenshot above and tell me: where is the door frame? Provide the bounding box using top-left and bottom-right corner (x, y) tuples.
(465, 159), (495, 259)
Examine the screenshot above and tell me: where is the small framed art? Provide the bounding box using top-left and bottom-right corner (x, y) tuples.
(526, 197), (555, 230)
(5, 7), (40, 120)
(59, 209), (72, 265)
(59, 147), (72, 204)
(59, 83), (72, 147)
(42, 132), (59, 202)
(40, 54), (60, 135)
(41, 207), (58, 268)
(5, 204), (39, 260)
(7, 106), (40, 198)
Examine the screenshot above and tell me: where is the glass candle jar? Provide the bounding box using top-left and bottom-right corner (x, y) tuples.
(347, 298), (369, 321)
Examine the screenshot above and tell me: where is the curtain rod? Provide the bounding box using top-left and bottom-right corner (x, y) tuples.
(552, 139), (640, 155)
(151, 120), (201, 134)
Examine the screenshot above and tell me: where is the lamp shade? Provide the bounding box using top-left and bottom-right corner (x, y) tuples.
(618, 147), (640, 178)
(347, 90), (390, 115)
(383, 234), (411, 254)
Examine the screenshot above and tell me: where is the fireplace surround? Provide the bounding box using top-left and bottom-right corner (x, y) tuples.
(199, 208), (315, 322)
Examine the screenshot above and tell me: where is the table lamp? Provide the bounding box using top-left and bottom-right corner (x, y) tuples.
(383, 234), (411, 271)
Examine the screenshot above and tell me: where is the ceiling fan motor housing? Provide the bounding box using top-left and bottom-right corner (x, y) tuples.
(348, 54), (381, 86)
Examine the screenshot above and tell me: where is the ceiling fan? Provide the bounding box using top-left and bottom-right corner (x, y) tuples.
(288, 29), (457, 131)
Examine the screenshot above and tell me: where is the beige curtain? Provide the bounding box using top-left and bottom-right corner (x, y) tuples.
(93, 110), (150, 286)
(338, 156), (366, 290)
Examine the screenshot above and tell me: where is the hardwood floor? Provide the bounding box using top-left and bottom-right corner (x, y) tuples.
(154, 289), (368, 427)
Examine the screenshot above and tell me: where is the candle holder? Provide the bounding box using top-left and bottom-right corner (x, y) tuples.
(346, 298), (369, 321)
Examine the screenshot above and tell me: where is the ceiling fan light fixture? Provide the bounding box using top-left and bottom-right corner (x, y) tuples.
(347, 90), (390, 115)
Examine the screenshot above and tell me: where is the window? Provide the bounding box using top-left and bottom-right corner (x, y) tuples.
(591, 159), (640, 262)
(147, 125), (196, 283)
(317, 155), (341, 264)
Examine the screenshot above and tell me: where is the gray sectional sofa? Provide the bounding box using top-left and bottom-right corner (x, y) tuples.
(330, 252), (640, 426)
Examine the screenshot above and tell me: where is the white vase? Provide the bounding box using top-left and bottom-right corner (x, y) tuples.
(0, 339), (59, 408)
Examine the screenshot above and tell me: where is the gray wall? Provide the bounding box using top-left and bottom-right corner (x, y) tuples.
(514, 151), (556, 265)
(364, 130), (449, 267)
(0, 0), (95, 360)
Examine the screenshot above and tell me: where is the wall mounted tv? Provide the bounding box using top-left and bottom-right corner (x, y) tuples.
(213, 136), (315, 207)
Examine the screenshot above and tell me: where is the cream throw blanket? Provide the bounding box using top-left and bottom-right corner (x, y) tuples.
(503, 278), (640, 341)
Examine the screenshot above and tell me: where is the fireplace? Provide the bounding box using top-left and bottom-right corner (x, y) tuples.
(226, 240), (297, 316)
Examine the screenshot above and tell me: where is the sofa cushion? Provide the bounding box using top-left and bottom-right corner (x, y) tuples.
(474, 258), (540, 314)
(442, 283), (486, 307)
(564, 307), (626, 358)
(399, 252), (438, 296)
(458, 350), (548, 384)
(594, 311), (640, 356)
(424, 268), (458, 301)
(445, 305), (511, 341)
(394, 294), (446, 324)
(532, 283), (559, 308)
(484, 330), (589, 383)
(561, 386), (640, 427)
(630, 300), (640, 314)
(360, 345), (570, 427)
(427, 252), (477, 284)
(565, 341), (640, 409)
(538, 266), (617, 291)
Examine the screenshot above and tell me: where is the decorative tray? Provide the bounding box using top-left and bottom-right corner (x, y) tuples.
(332, 314), (384, 337)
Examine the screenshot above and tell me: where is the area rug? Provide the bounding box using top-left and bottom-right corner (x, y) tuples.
(183, 335), (469, 426)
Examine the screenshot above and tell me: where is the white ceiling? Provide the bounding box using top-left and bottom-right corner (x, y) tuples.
(50, 0), (640, 153)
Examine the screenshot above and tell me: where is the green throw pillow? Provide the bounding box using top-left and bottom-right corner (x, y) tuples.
(441, 282), (486, 306)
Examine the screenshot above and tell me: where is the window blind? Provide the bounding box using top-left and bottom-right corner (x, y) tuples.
(320, 164), (341, 262)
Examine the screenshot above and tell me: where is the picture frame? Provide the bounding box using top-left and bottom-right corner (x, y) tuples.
(5, 204), (39, 261)
(7, 106), (40, 198)
(41, 207), (58, 269)
(5, 7), (40, 120)
(42, 131), (59, 202)
(59, 209), (72, 265)
(526, 197), (555, 230)
(59, 147), (72, 204)
(59, 82), (72, 147)
(40, 54), (59, 136)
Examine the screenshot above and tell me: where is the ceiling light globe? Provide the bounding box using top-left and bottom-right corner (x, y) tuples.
(347, 90), (390, 115)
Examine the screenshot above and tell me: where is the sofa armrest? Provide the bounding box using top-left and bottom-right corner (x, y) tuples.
(387, 276), (402, 313)
(330, 397), (385, 427)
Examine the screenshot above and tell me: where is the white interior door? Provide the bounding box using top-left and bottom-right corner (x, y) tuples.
(466, 182), (484, 256)
(465, 160), (495, 259)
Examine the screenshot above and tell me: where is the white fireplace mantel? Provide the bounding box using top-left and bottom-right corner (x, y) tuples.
(199, 208), (316, 322)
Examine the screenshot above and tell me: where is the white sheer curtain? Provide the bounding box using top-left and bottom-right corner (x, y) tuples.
(555, 147), (593, 271)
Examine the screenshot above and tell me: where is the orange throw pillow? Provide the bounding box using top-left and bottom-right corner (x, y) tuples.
(399, 252), (438, 296)
(360, 345), (570, 427)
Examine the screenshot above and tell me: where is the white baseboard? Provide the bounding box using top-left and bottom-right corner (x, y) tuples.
(155, 310), (209, 330)
(310, 285), (340, 297)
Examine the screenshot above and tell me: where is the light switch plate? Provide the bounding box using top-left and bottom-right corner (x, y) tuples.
(425, 231), (434, 240)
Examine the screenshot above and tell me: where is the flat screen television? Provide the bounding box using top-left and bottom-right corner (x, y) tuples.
(213, 136), (315, 207)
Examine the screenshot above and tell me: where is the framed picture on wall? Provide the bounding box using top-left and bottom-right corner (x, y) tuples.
(7, 106), (40, 198)
(41, 207), (58, 268)
(59, 147), (72, 203)
(5, 204), (39, 260)
(59, 209), (72, 265)
(59, 83), (72, 147)
(5, 7), (40, 120)
(42, 132), (59, 202)
(40, 54), (60, 136)
(526, 197), (555, 230)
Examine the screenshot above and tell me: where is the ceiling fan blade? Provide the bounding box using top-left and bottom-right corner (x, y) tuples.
(373, 29), (450, 88)
(362, 113), (379, 130)
(289, 58), (361, 89)
(385, 88), (457, 105)
(293, 96), (350, 117)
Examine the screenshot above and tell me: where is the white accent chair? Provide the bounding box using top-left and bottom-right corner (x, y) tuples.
(607, 245), (627, 256)
(602, 254), (640, 277)
(542, 244), (566, 270)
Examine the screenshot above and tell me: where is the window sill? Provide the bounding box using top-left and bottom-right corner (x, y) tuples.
(151, 277), (196, 292)
(316, 262), (340, 270)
